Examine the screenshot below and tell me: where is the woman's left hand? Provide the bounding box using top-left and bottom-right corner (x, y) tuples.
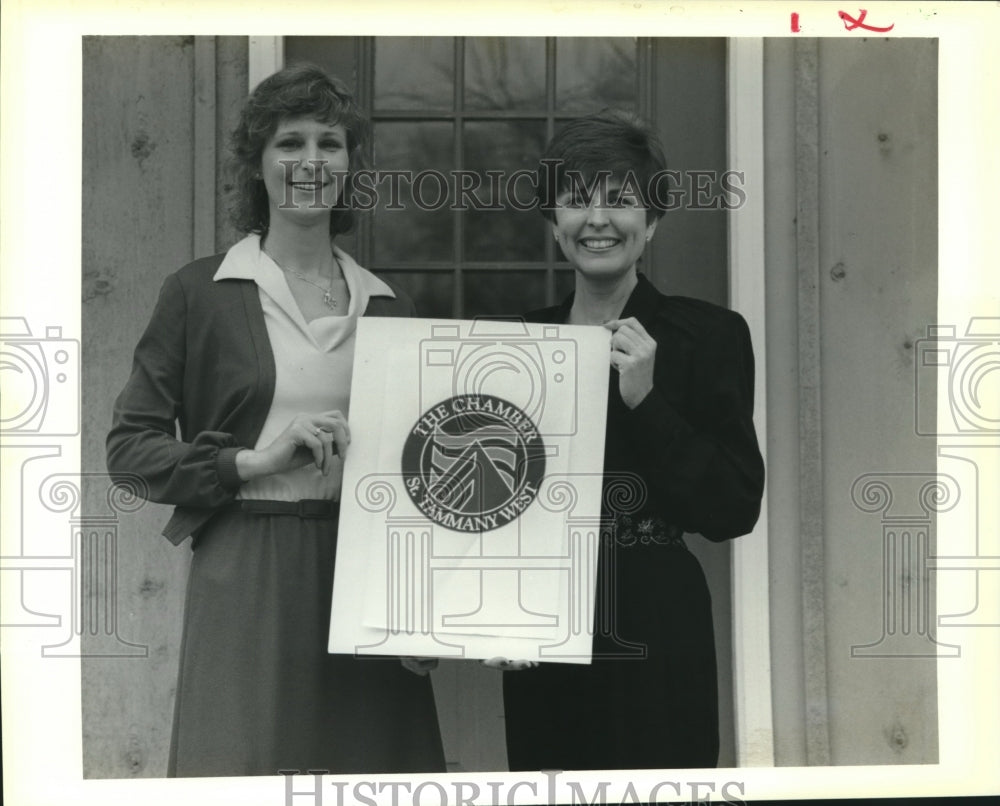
(604, 317), (657, 409)
(400, 656), (439, 676)
(482, 657), (538, 671)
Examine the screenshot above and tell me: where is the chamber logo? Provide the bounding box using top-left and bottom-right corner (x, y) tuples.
(402, 394), (546, 532)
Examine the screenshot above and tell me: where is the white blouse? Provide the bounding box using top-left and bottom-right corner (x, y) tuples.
(212, 234), (396, 502)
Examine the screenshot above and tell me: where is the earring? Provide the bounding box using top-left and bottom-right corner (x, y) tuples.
(554, 233), (561, 243)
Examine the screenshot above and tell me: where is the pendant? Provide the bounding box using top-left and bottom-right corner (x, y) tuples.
(323, 291), (337, 310)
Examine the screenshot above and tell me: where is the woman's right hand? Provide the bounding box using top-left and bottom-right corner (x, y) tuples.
(236, 411), (350, 481)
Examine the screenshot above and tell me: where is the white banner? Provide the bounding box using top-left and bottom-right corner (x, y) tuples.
(329, 317), (610, 664)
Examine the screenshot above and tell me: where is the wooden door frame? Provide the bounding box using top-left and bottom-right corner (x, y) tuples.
(247, 35), (775, 768)
(727, 37), (774, 767)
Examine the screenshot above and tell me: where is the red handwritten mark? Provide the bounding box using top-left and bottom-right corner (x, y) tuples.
(791, 12), (801, 32)
(838, 8), (895, 32)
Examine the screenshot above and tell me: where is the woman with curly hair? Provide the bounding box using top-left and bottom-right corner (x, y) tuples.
(107, 64), (444, 777)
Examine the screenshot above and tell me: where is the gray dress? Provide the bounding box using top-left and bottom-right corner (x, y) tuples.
(107, 245), (445, 777)
(169, 507), (445, 776)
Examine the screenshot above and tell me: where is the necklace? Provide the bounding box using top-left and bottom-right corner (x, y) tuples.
(271, 254), (341, 310)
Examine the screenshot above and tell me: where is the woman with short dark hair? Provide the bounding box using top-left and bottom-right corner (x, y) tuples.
(107, 64), (445, 777)
(498, 112), (765, 770)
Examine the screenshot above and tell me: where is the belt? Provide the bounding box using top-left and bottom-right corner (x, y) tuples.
(233, 499), (340, 519)
(613, 513), (686, 548)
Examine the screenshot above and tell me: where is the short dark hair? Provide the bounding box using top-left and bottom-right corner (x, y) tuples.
(228, 63), (371, 238)
(535, 111), (667, 223)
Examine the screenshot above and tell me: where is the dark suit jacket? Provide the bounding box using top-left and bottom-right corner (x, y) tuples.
(106, 252), (415, 544)
(527, 273), (764, 541)
(504, 273), (765, 771)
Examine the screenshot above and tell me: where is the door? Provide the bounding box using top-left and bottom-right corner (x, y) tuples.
(284, 35), (735, 770)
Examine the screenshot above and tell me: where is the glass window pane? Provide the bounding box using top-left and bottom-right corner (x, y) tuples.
(554, 268), (576, 304)
(372, 122), (454, 263)
(464, 38), (546, 111)
(377, 270), (456, 319)
(464, 270), (547, 318)
(556, 38), (637, 113)
(284, 37), (358, 93)
(463, 120), (547, 262)
(374, 37), (454, 112)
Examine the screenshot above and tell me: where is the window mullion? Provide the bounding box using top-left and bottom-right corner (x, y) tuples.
(453, 36), (465, 318)
(357, 36), (376, 269)
(544, 36), (558, 307)
(638, 38), (653, 129)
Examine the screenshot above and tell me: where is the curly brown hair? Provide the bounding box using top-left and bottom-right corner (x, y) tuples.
(228, 63), (371, 238)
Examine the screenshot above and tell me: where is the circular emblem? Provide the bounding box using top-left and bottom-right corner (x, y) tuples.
(402, 394), (546, 532)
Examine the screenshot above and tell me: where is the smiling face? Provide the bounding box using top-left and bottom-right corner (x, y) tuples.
(552, 177), (658, 284)
(260, 117), (350, 225)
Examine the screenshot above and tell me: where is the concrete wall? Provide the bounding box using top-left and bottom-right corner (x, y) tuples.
(81, 35), (247, 778)
(764, 37), (938, 766)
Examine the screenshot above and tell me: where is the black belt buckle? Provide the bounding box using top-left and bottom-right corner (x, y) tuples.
(614, 512), (685, 547)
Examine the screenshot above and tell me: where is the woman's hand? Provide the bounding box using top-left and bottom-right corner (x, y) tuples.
(401, 657), (439, 676)
(604, 317), (657, 409)
(482, 657), (538, 671)
(235, 411), (350, 481)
